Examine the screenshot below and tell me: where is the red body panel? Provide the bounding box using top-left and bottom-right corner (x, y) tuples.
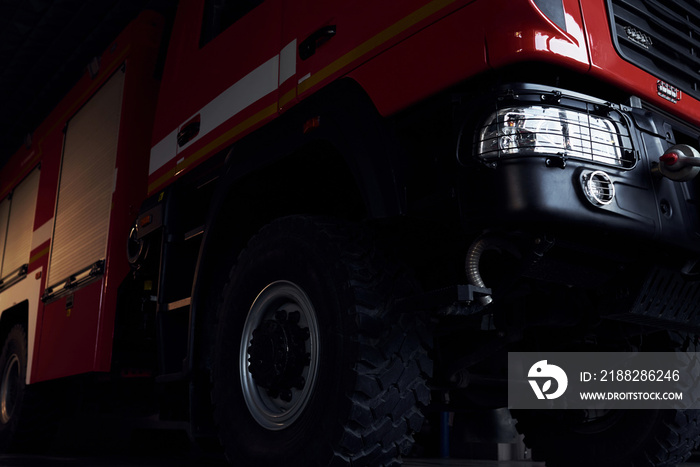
(148, 0), (474, 194)
(346, 1), (490, 116)
(33, 280), (104, 380)
(484, 0), (589, 70)
(0, 12), (163, 384)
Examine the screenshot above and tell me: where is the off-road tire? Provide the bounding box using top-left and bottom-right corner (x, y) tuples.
(211, 216), (431, 466)
(0, 324), (60, 453)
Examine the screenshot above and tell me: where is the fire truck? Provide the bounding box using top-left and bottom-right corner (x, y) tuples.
(0, 0), (699, 465)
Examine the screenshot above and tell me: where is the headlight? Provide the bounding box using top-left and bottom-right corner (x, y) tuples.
(475, 106), (634, 168)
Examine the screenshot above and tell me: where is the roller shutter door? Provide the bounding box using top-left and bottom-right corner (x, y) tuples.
(48, 68), (124, 287)
(0, 199), (9, 277)
(3, 168), (40, 276)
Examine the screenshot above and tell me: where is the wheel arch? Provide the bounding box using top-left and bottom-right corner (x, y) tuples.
(0, 302), (28, 344)
(186, 78), (408, 435)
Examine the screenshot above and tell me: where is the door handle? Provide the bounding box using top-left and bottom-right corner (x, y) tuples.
(299, 25), (336, 60)
(177, 115), (201, 147)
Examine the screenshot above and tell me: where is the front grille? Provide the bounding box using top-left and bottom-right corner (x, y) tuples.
(608, 0), (700, 100)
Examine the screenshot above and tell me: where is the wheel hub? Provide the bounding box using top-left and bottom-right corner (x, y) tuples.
(247, 310), (310, 401)
(0, 354), (20, 425)
(239, 281), (320, 430)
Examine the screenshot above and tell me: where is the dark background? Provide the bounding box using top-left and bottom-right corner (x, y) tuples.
(0, 0), (175, 167)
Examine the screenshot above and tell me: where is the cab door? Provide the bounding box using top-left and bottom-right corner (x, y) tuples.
(149, 0), (284, 186)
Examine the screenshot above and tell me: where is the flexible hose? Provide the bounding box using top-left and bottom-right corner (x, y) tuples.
(465, 236), (495, 306)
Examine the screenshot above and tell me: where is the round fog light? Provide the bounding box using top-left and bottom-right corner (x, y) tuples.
(582, 170), (615, 206)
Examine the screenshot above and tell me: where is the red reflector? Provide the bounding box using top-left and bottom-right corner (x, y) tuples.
(660, 152), (679, 166)
(139, 214), (153, 227)
(303, 116), (321, 134)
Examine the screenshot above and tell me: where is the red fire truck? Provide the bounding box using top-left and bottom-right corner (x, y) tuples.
(0, 0), (699, 465)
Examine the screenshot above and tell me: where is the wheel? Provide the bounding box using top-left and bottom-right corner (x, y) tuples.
(513, 333), (700, 467)
(211, 216), (431, 466)
(0, 324), (61, 453)
(0, 325), (26, 450)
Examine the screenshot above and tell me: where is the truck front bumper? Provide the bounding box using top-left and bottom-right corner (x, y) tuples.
(458, 83), (700, 256)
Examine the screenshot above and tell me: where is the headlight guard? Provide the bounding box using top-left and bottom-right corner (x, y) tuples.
(469, 94), (635, 169)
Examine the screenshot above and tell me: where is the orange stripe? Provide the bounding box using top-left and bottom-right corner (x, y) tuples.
(298, 0), (455, 94)
(279, 87), (297, 109)
(29, 245), (51, 266)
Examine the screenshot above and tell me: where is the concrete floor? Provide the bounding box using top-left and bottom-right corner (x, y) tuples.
(405, 462), (700, 467)
(406, 461), (544, 466)
(0, 457), (549, 466)
(0, 413), (697, 466)
(0, 455), (697, 466)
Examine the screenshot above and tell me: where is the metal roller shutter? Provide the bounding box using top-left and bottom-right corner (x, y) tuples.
(0, 199), (9, 277)
(3, 168), (40, 276)
(48, 68), (124, 286)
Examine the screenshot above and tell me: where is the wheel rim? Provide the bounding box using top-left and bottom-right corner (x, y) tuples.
(0, 354), (20, 425)
(240, 281), (320, 431)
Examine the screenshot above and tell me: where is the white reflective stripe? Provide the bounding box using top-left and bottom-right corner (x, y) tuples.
(178, 56), (279, 153)
(30, 219), (53, 251)
(0, 268), (42, 383)
(279, 39), (297, 85)
(149, 40), (298, 175)
(149, 129), (177, 175)
(298, 73), (311, 84)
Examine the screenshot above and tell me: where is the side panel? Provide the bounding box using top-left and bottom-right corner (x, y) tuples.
(33, 70), (125, 382)
(149, 0), (479, 194)
(344, 1), (489, 117)
(34, 280), (104, 381)
(290, 0), (473, 106)
(27, 12), (163, 383)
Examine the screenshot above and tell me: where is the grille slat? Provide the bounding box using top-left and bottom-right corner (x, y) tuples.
(616, 0), (700, 48)
(609, 0), (700, 98)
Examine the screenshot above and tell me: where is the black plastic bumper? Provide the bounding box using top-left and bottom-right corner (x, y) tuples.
(458, 83), (700, 256)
